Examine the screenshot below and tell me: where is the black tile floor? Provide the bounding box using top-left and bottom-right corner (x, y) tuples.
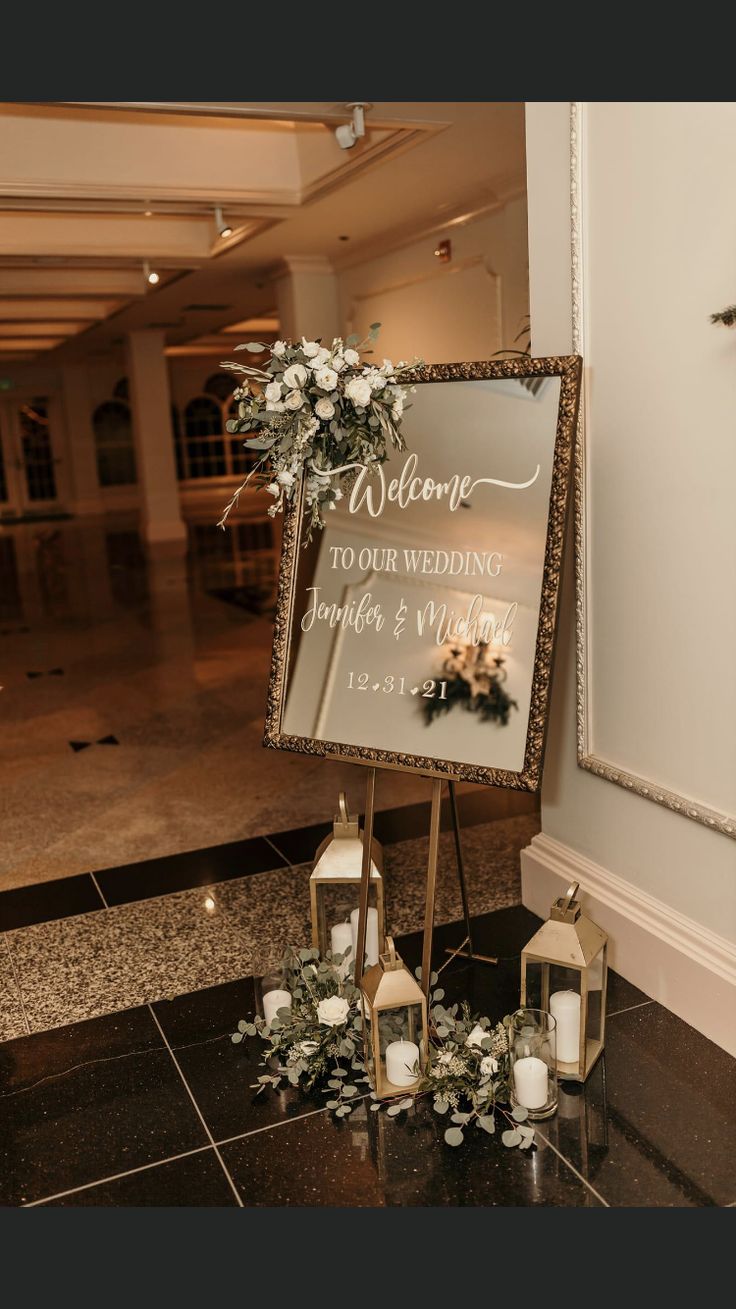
(2, 904), (735, 1208)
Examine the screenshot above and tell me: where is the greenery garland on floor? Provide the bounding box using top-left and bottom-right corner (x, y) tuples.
(231, 946), (534, 1151)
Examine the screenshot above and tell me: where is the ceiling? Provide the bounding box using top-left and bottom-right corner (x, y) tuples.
(0, 102), (526, 370)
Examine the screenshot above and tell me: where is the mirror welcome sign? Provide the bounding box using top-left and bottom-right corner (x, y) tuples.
(265, 356), (582, 791)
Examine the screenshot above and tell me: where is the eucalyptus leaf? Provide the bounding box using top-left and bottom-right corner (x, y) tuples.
(342, 1085), (357, 1097)
(231, 1032), (243, 1043)
(444, 1127), (464, 1148)
(511, 1105), (529, 1122)
(477, 1115), (496, 1135)
(432, 988), (445, 1002)
(398, 1097), (414, 1111)
(370, 1102), (382, 1112)
(451, 1112), (470, 1125)
(502, 1129), (522, 1148)
(325, 1099), (340, 1109)
(386, 1103), (403, 1117)
(433, 1098), (449, 1115)
(519, 1136), (534, 1150)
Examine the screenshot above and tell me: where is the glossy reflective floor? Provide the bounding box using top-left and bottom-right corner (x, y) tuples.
(2, 900), (735, 1208)
(1, 514), (523, 890)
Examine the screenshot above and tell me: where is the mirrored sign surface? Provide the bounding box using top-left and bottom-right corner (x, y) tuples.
(266, 357), (581, 788)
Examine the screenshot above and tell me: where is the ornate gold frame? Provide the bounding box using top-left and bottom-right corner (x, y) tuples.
(264, 354), (582, 790)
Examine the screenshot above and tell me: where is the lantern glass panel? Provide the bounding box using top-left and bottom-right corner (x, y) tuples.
(372, 1002), (423, 1092)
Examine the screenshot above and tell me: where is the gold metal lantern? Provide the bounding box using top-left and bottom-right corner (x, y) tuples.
(360, 937), (427, 1099)
(310, 793), (385, 969)
(520, 883), (608, 1083)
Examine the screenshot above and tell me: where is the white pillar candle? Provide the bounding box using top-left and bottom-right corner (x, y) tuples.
(350, 906), (379, 967)
(550, 990), (581, 1065)
(385, 1039), (420, 1088)
(331, 920), (353, 978)
(262, 988), (291, 1026)
(513, 1055), (549, 1110)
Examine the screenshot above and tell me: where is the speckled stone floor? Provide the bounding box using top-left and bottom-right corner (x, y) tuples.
(0, 812), (538, 1037)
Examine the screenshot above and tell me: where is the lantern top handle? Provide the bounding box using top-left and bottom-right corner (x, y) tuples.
(380, 936), (403, 971)
(334, 792), (360, 839)
(550, 881), (582, 923)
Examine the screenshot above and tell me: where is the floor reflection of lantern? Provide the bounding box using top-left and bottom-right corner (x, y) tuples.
(310, 793), (384, 971)
(360, 938), (427, 1099)
(557, 1058), (609, 1177)
(520, 882), (608, 1082)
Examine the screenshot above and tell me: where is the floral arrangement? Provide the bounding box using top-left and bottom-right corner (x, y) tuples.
(231, 945), (534, 1150)
(423, 641), (518, 727)
(218, 325), (419, 540)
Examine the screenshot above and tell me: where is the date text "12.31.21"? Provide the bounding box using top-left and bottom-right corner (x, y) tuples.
(347, 673), (447, 699)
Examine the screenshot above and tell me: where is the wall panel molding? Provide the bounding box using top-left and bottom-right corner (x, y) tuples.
(570, 101), (735, 840)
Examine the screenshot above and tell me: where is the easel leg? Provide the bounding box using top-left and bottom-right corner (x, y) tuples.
(448, 781), (474, 955)
(353, 766), (377, 992)
(444, 781), (498, 967)
(420, 778), (443, 1005)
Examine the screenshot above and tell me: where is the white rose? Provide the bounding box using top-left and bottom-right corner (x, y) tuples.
(283, 363), (308, 389)
(331, 353), (346, 371)
(284, 389), (304, 411)
(276, 469), (295, 487)
(333, 487), (343, 501)
(301, 339), (321, 357)
(345, 376), (372, 408)
(272, 341), (287, 357)
(265, 482), (280, 497)
(343, 348), (360, 366)
(265, 399), (285, 412)
(317, 995), (350, 1027)
(264, 381), (282, 402)
(315, 397), (335, 420)
(369, 372), (386, 392)
(466, 1023), (487, 1049)
(480, 1055), (499, 1077)
(315, 366), (338, 392)
(311, 345), (331, 366)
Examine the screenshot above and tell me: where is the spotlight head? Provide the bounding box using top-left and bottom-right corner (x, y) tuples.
(215, 205), (233, 239)
(335, 103), (367, 151)
(143, 261), (160, 286)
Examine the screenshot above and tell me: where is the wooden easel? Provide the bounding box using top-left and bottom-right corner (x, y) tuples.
(353, 768), (497, 1004)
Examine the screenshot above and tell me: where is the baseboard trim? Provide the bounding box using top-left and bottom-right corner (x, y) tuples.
(521, 833), (736, 1056)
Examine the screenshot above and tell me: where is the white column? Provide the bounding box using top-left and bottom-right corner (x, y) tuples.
(127, 330), (186, 546)
(274, 255), (341, 343)
(61, 364), (104, 515)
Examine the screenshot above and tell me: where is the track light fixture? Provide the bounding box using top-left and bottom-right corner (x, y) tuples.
(335, 103), (368, 151)
(143, 261), (160, 287)
(215, 205), (233, 239)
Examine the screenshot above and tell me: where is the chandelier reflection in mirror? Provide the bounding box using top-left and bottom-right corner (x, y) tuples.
(265, 356), (581, 790)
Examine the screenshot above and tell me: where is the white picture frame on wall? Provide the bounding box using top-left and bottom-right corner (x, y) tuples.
(570, 100), (735, 840)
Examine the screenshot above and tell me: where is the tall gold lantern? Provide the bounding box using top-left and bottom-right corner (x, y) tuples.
(520, 883), (608, 1083)
(310, 793), (385, 967)
(360, 937), (427, 1100)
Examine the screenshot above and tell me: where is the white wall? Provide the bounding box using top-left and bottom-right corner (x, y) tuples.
(523, 102), (736, 1052)
(337, 197), (529, 364)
